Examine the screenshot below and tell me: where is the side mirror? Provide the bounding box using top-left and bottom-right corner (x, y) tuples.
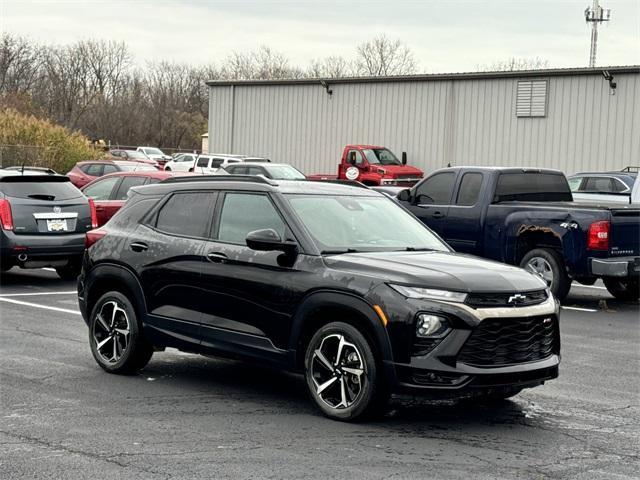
(246, 228), (298, 256)
(401, 151), (407, 165)
(397, 189), (412, 203)
(348, 151), (357, 165)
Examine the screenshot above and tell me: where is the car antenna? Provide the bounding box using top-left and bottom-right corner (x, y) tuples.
(21, 162), (25, 175)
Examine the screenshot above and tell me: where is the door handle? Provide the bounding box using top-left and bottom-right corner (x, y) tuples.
(207, 252), (228, 263)
(129, 241), (148, 252)
(432, 211), (445, 219)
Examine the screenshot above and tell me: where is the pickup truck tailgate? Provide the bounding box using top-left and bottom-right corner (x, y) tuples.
(610, 208), (640, 256)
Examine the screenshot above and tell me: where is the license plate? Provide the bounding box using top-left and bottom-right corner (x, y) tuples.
(46, 219), (68, 232)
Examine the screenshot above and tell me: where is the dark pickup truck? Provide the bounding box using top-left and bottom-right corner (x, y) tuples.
(396, 167), (640, 301)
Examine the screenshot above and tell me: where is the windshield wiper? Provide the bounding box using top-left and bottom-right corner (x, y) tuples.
(321, 248), (360, 255)
(403, 247), (436, 252)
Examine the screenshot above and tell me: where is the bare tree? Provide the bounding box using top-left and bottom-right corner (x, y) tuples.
(308, 56), (354, 78)
(355, 35), (417, 76)
(477, 57), (550, 72)
(0, 33), (43, 94)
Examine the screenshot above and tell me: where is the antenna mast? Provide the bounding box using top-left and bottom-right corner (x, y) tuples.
(584, 0), (611, 68)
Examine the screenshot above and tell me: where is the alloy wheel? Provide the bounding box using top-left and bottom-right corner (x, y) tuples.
(92, 301), (131, 364)
(525, 256), (554, 286)
(310, 333), (365, 409)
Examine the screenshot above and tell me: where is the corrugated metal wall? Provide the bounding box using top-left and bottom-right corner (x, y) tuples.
(208, 71), (640, 175)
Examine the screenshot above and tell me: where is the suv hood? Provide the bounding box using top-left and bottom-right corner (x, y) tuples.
(374, 164), (423, 177)
(323, 251), (546, 293)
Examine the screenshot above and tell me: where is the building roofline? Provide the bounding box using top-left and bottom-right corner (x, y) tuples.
(206, 65), (640, 87)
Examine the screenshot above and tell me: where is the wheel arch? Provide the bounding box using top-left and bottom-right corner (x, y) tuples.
(83, 262), (147, 326)
(288, 290), (394, 372)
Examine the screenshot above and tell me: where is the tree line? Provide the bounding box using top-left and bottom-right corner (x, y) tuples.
(0, 32), (547, 152)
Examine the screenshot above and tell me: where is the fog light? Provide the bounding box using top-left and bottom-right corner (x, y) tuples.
(416, 314), (450, 338)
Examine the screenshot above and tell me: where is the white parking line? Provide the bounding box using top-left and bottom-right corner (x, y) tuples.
(561, 306), (598, 312)
(0, 297), (81, 315)
(0, 291), (76, 297)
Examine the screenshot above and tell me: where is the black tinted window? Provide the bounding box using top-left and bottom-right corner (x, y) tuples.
(415, 172), (455, 204)
(456, 173), (483, 206)
(494, 173), (572, 202)
(1, 179), (82, 200)
(155, 192), (215, 237)
(196, 157), (209, 167)
(113, 176), (148, 200)
(218, 193), (285, 244)
(211, 158), (224, 168)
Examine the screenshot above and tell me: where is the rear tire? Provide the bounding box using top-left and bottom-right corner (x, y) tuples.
(55, 262), (81, 280)
(520, 248), (571, 301)
(89, 291), (153, 374)
(304, 322), (387, 421)
(165, 167), (171, 171)
(603, 278), (640, 301)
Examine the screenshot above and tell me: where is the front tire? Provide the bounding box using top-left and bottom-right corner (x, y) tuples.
(520, 248), (571, 301)
(304, 322), (386, 421)
(89, 291), (153, 374)
(603, 278), (640, 301)
(165, 166), (171, 171)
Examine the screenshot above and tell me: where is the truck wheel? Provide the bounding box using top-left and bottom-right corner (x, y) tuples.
(165, 167), (171, 171)
(304, 322), (387, 422)
(603, 278), (640, 301)
(520, 248), (571, 301)
(89, 291), (153, 374)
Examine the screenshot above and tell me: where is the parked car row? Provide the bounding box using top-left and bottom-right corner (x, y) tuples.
(164, 153), (270, 173)
(568, 167), (639, 204)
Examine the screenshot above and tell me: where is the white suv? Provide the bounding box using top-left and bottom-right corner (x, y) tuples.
(163, 153), (198, 172)
(192, 154), (244, 174)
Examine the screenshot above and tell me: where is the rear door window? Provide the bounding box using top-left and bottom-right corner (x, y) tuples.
(83, 177), (121, 200)
(155, 192), (216, 238)
(196, 157), (209, 168)
(113, 176), (148, 200)
(103, 164), (118, 175)
(217, 193), (285, 244)
(84, 164), (104, 177)
(494, 173), (572, 202)
(211, 158), (224, 168)
(456, 173), (483, 206)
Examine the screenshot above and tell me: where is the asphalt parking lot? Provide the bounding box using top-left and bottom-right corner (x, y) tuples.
(1, 268), (638, 479)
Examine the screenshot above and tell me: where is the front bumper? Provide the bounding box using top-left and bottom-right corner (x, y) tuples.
(590, 256), (640, 278)
(380, 177), (422, 186)
(383, 295), (561, 396)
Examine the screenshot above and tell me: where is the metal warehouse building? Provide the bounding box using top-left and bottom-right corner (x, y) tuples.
(207, 66), (640, 176)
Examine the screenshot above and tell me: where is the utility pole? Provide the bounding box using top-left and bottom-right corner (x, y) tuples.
(584, 0), (611, 68)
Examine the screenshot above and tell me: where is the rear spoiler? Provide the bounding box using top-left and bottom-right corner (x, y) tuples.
(0, 175), (71, 183)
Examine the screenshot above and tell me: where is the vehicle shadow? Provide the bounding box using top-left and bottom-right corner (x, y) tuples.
(0, 267), (74, 287)
(141, 352), (534, 430)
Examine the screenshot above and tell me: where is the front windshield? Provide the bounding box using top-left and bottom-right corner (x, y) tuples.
(362, 148), (401, 166)
(286, 194), (449, 252)
(265, 165), (305, 180)
(144, 148), (163, 155)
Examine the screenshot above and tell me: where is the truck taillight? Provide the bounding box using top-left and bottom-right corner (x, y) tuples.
(85, 229), (107, 248)
(88, 198), (98, 229)
(0, 199), (14, 231)
(587, 221), (610, 251)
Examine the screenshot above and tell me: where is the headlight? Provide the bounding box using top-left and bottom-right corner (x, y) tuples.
(389, 284), (468, 303)
(416, 314), (450, 338)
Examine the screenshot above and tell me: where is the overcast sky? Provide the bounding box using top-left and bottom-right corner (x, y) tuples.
(2, 0), (638, 72)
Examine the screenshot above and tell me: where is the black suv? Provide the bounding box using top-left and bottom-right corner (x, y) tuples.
(78, 177), (560, 421)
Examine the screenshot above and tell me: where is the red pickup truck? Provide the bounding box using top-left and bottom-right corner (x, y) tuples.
(308, 145), (424, 186)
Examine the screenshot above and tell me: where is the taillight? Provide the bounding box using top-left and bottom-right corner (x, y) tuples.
(588, 221), (610, 250)
(88, 198), (98, 229)
(85, 229), (107, 248)
(0, 199), (14, 231)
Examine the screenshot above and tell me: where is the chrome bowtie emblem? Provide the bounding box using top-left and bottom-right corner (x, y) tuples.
(53, 206), (62, 214)
(508, 294), (526, 304)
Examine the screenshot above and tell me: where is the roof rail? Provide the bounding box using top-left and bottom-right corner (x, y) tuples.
(160, 174), (278, 186)
(620, 166), (640, 173)
(307, 179), (370, 189)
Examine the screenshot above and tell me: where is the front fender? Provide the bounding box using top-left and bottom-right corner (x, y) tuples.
(287, 290), (394, 368)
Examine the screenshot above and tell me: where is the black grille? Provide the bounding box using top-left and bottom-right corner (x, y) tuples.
(465, 290), (548, 308)
(457, 315), (558, 366)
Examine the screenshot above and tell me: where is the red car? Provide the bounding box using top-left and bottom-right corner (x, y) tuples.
(80, 170), (187, 226)
(67, 160), (158, 188)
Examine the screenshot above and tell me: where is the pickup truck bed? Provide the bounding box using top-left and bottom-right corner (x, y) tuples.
(397, 167), (640, 301)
